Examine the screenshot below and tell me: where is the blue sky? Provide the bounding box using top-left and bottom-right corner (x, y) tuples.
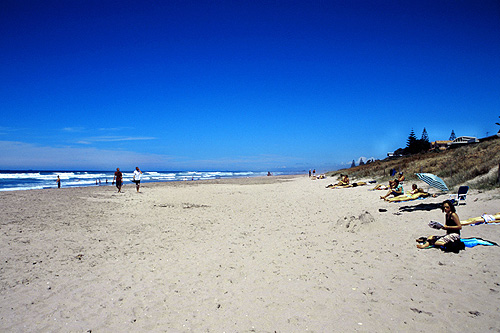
(1, 0), (499, 172)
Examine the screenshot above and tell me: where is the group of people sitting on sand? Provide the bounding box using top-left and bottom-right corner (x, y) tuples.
(375, 177), (431, 202)
(322, 170), (500, 252)
(378, 179), (404, 200)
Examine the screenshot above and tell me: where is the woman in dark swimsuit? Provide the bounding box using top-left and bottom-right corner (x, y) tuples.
(417, 200), (461, 249)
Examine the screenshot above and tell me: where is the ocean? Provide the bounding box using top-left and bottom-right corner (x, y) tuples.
(0, 170), (288, 192)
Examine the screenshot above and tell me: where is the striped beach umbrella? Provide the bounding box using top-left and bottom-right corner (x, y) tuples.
(416, 173), (449, 192)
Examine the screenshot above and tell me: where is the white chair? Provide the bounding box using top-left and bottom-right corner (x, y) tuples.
(449, 186), (469, 205)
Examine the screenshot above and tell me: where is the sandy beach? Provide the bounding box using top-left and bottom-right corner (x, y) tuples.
(1, 175), (500, 332)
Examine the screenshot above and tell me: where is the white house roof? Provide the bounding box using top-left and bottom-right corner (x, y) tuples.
(449, 136), (479, 144)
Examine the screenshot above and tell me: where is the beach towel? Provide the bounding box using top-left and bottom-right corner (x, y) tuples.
(461, 238), (498, 247)
(482, 214), (495, 222)
(387, 192), (429, 202)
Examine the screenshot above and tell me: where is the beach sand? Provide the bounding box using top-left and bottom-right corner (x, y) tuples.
(1, 175), (500, 332)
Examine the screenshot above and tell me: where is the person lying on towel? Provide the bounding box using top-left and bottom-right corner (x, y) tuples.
(387, 184), (429, 202)
(372, 180), (393, 191)
(461, 213), (500, 225)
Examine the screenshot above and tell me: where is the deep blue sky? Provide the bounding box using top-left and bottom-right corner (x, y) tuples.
(1, 0), (499, 171)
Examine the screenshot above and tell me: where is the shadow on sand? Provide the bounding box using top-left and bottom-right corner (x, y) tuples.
(399, 203), (442, 212)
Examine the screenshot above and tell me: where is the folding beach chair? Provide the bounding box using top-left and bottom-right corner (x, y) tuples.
(449, 186), (469, 205)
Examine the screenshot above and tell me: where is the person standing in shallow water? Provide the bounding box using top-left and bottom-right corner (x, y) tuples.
(113, 168), (123, 193)
(56, 175), (61, 188)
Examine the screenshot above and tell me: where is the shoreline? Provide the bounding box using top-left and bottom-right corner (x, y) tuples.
(1, 175), (500, 331)
(0, 171), (304, 192)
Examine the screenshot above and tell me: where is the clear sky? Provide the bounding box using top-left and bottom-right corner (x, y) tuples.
(1, 0), (499, 172)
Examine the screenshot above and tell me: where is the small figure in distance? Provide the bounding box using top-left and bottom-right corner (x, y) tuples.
(56, 175), (61, 188)
(113, 168), (123, 193)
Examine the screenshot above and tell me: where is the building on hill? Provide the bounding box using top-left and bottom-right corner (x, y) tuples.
(430, 140), (451, 151)
(479, 132), (500, 142)
(448, 136), (479, 148)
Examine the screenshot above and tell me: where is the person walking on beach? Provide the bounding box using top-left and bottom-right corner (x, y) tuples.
(113, 168), (123, 193)
(133, 166), (143, 192)
(56, 175), (61, 188)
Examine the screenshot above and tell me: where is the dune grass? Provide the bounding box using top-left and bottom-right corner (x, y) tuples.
(328, 138), (500, 191)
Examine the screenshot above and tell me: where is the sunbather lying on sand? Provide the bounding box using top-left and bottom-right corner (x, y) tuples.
(409, 184), (425, 195)
(326, 181), (367, 189)
(461, 213), (500, 225)
(384, 184), (425, 200)
(387, 191), (430, 202)
(372, 180), (393, 191)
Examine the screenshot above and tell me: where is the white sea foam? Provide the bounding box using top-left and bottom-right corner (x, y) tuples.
(0, 170), (289, 191)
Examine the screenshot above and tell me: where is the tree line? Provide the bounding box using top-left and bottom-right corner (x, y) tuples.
(393, 128), (455, 156)
(350, 128), (457, 168)
(350, 116), (499, 168)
